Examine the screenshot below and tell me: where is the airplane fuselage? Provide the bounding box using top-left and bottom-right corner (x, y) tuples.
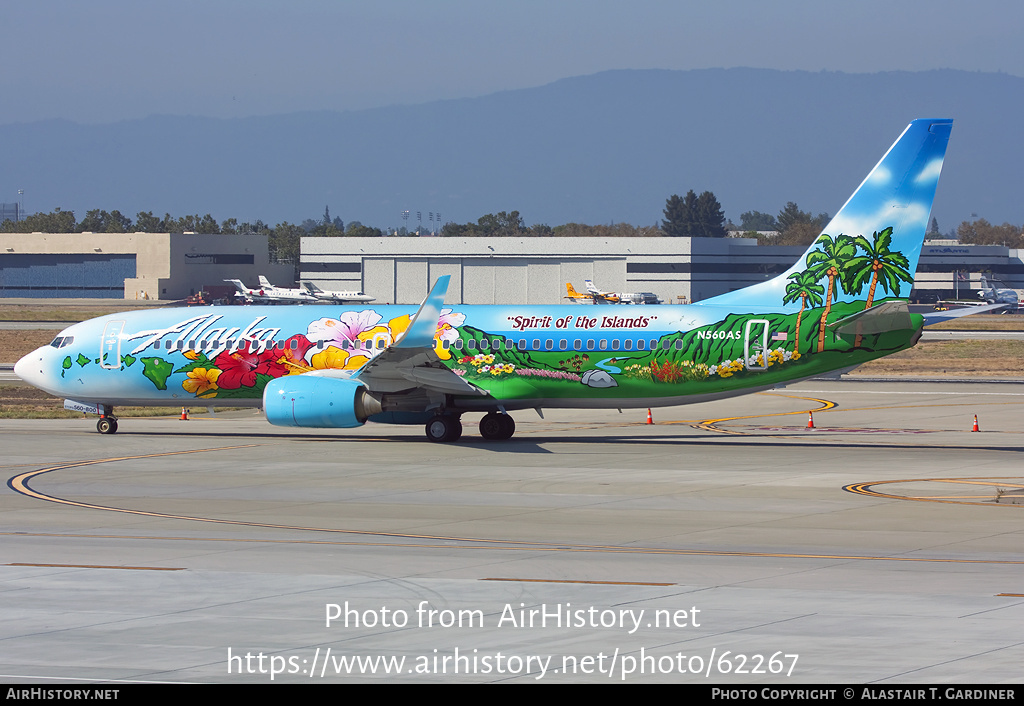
(979, 288), (1021, 306)
(16, 300), (922, 413)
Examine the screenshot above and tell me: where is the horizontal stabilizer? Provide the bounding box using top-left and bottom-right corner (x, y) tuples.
(829, 301), (914, 336)
(922, 302), (1009, 325)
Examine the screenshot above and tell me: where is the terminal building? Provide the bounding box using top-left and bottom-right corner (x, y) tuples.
(0, 232), (292, 300)
(913, 241), (1024, 302)
(1, 231), (1021, 305)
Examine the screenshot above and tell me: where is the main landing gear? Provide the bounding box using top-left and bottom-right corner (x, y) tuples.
(478, 412), (515, 441)
(425, 414), (463, 443)
(96, 415), (119, 434)
(424, 411), (516, 442)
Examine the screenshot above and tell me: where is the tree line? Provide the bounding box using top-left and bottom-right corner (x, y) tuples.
(0, 206), (388, 265)
(4, 202), (1017, 250)
(437, 211), (660, 238)
(956, 219), (1024, 249)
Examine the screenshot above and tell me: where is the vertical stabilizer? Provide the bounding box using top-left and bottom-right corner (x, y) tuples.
(699, 119), (952, 310)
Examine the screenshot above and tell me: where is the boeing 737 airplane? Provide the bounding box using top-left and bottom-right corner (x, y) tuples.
(17, 119), (955, 442)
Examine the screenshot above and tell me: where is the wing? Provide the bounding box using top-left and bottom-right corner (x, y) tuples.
(343, 275), (488, 396)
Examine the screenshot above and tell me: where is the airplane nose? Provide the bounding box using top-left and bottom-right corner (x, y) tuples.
(14, 349), (48, 388)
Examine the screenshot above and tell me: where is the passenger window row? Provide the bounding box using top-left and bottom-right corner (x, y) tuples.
(149, 336), (683, 355)
(154, 337), (387, 352)
(441, 338), (683, 352)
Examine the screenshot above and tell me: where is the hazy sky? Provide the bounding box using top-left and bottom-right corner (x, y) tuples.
(3, 0), (1022, 125)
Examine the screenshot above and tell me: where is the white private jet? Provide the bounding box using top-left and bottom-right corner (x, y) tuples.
(978, 275), (1023, 310)
(583, 280), (661, 305)
(225, 277), (318, 304)
(301, 281), (375, 304)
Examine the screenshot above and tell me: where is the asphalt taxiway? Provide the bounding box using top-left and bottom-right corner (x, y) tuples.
(2, 379), (1023, 683)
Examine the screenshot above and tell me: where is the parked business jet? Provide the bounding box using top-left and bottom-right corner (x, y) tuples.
(256, 276), (319, 303)
(225, 277), (318, 304)
(978, 275), (1022, 310)
(301, 281), (375, 304)
(17, 119), (954, 442)
(585, 279), (662, 305)
(565, 280), (661, 305)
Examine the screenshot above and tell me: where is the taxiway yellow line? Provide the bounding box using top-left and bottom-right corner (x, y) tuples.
(689, 394), (837, 434)
(845, 478), (1024, 508)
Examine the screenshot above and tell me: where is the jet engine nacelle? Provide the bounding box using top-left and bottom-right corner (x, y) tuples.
(263, 376), (382, 428)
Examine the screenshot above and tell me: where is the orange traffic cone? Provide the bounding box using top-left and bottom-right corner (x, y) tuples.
(971, 414), (979, 432)
(646, 408), (654, 424)
(807, 412), (815, 429)
(180, 407), (189, 421)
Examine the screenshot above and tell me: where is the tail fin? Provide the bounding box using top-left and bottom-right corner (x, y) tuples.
(302, 281), (323, 294)
(258, 275), (273, 288)
(699, 119), (952, 309)
(565, 283), (584, 298)
(585, 279), (599, 294)
(223, 279), (247, 294)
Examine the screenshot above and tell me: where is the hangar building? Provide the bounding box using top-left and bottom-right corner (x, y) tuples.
(0, 232), (292, 300)
(301, 236), (806, 305)
(2, 232), (1020, 304)
(301, 236), (1024, 306)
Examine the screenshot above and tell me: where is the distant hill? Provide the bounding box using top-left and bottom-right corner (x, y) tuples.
(2, 68), (1021, 233)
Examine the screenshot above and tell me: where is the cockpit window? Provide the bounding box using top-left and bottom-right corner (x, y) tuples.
(50, 336), (74, 348)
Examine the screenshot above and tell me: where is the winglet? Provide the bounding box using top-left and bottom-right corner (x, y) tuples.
(394, 275), (451, 348)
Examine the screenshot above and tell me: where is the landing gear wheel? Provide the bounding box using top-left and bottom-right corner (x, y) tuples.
(447, 418), (463, 442)
(425, 415), (462, 443)
(96, 417), (118, 434)
(479, 412), (515, 440)
(497, 414), (514, 440)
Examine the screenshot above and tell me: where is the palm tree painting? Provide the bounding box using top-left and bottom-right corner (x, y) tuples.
(805, 233), (857, 353)
(782, 270), (825, 356)
(845, 227), (914, 347)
